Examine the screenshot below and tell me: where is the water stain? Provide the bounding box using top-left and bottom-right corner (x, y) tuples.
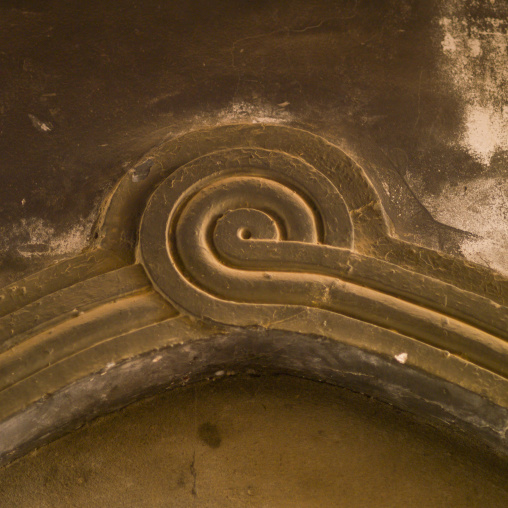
(198, 422), (222, 448)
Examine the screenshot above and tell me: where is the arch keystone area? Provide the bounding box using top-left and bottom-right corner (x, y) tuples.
(1, 124), (507, 465)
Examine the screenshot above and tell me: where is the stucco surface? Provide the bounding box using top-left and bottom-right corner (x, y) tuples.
(1, 374), (507, 507)
(0, 0), (507, 283)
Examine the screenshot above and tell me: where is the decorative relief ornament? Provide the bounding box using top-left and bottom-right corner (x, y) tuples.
(1, 125), (507, 465)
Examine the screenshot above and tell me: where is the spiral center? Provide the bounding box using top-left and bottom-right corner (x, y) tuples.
(238, 228), (252, 240)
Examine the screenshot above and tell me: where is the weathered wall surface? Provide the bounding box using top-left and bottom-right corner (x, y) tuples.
(1, 375), (507, 507)
(0, 0), (506, 284)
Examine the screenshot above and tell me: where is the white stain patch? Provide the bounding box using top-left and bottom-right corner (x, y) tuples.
(441, 32), (457, 52)
(197, 101), (293, 127)
(418, 176), (508, 275)
(438, 5), (508, 165)
(467, 37), (482, 57)
(431, 2), (508, 274)
(394, 352), (408, 364)
(462, 105), (508, 165)
(4, 213), (96, 259)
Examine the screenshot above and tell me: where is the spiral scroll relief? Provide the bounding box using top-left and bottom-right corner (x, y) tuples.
(140, 148), (352, 324)
(1, 125), (508, 465)
(139, 147), (508, 385)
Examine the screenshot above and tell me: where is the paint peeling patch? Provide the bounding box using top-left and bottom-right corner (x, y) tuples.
(100, 362), (116, 375)
(130, 159), (154, 182)
(395, 353), (408, 364)
(437, 2), (508, 165)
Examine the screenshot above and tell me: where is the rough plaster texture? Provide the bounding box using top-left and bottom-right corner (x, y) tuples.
(0, 2), (507, 500)
(1, 375), (507, 507)
(416, 175), (508, 274)
(0, 0), (506, 282)
(425, 0), (508, 274)
(438, 1), (508, 164)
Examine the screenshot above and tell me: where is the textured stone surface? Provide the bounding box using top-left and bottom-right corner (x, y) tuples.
(1, 375), (507, 507)
(0, 0), (506, 493)
(1, 123), (506, 467)
(0, 0), (506, 283)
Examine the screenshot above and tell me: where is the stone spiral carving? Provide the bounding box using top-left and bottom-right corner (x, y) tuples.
(1, 124), (507, 465)
(140, 148), (352, 322)
(140, 148), (508, 380)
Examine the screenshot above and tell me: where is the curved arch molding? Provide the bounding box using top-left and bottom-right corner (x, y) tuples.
(1, 124), (507, 464)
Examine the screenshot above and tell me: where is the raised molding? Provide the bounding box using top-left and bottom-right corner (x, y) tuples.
(1, 124), (507, 465)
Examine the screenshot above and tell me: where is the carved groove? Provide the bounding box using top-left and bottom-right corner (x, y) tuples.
(0, 265), (151, 353)
(140, 148), (508, 378)
(0, 290), (177, 420)
(1, 124), (508, 465)
(0, 250), (127, 318)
